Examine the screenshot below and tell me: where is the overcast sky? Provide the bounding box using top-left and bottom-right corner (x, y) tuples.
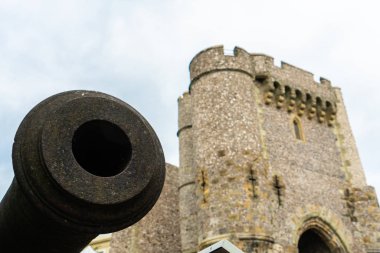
(0, 0), (379, 199)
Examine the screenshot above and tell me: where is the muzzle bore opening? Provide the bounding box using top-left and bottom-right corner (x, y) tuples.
(72, 120), (132, 177)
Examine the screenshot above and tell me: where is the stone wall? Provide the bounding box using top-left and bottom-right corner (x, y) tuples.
(109, 163), (181, 253)
(109, 45), (380, 253)
(178, 92), (198, 253)
(178, 45), (380, 253)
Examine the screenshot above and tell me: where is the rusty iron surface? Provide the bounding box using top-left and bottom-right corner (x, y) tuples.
(0, 90), (166, 252)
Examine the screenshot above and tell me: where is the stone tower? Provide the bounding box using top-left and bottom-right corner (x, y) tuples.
(177, 46), (380, 253)
(110, 45), (380, 253)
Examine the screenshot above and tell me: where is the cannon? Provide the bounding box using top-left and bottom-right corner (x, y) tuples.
(0, 91), (166, 252)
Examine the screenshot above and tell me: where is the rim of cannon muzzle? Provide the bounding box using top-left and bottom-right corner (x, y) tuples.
(12, 90), (166, 233)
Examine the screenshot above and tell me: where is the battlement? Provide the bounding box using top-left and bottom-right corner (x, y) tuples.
(188, 46), (338, 126)
(189, 45), (253, 83)
(177, 91), (190, 103)
(189, 45), (334, 89)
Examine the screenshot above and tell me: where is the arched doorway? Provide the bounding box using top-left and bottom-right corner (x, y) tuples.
(296, 217), (348, 253)
(298, 229), (332, 253)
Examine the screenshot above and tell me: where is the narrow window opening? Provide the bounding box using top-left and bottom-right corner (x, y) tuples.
(285, 86), (291, 98)
(273, 175), (284, 207)
(306, 93), (312, 105)
(248, 168), (258, 199)
(273, 82), (281, 94)
(296, 89), (303, 101)
(255, 75), (267, 83)
(293, 119), (302, 140)
(200, 170), (208, 204)
(316, 97), (322, 109)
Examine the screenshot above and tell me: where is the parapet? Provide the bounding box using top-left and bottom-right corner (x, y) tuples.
(250, 53), (274, 73)
(188, 46), (339, 126)
(177, 92), (192, 136)
(189, 46), (334, 89)
(189, 45), (252, 83)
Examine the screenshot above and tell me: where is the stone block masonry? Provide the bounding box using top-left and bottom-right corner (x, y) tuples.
(110, 46), (380, 253)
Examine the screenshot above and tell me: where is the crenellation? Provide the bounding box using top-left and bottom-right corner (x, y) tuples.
(251, 54), (274, 74)
(177, 92), (192, 136)
(189, 46), (252, 86)
(280, 61), (314, 82)
(320, 77), (332, 87)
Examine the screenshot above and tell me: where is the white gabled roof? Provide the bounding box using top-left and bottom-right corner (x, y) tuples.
(198, 240), (244, 253)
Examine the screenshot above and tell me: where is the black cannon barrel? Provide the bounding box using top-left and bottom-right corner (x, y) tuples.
(0, 91), (165, 252)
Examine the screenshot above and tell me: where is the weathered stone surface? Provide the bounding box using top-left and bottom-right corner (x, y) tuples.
(181, 46), (379, 253)
(110, 163), (181, 253)
(110, 45), (380, 253)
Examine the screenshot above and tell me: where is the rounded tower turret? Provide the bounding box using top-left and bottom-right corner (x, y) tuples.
(187, 46), (275, 251)
(178, 92), (198, 253)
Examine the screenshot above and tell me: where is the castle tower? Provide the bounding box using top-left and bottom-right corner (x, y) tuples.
(109, 45), (379, 253)
(178, 92), (198, 253)
(178, 46), (380, 253)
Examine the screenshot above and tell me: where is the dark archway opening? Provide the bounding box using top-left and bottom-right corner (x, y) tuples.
(298, 229), (332, 253)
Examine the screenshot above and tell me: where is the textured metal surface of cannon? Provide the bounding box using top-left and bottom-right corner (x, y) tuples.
(0, 90), (166, 252)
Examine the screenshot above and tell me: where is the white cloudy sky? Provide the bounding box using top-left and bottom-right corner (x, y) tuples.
(0, 0), (379, 199)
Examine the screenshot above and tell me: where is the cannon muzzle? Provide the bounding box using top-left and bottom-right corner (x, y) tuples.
(0, 91), (165, 252)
